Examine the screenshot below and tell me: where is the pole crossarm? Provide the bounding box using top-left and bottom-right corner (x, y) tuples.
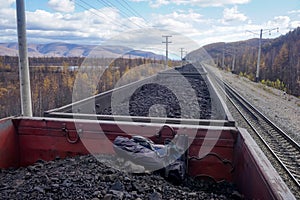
(246, 27), (279, 36)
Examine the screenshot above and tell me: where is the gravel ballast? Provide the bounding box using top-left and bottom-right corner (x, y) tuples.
(205, 65), (300, 144)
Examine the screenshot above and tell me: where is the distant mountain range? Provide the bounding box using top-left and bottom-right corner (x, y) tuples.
(0, 42), (165, 59)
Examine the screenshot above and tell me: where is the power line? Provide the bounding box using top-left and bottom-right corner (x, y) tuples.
(96, 0), (112, 8)
(113, 0), (149, 29)
(75, 0), (130, 29)
(76, 0), (145, 30)
(96, 0), (147, 29)
(117, 0), (150, 25)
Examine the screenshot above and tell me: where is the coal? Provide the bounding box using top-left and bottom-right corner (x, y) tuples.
(0, 154), (243, 200)
(98, 64), (214, 119)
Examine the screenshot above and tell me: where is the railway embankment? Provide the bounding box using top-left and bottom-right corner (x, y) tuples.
(206, 65), (300, 144)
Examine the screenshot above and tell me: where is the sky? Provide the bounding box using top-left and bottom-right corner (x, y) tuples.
(0, 0), (300, 54)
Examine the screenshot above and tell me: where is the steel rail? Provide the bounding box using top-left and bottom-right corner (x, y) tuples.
(216, 78), (300, 189)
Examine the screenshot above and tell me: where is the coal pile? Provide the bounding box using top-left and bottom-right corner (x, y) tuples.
(174, 64), (205, 73)
(0, 155), (243, 200)
(98, 64), (213, 119)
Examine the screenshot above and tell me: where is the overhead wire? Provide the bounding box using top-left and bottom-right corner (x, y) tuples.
(115, 0), (151, 26)
(113, 0), (150, 29)
(119, 0), (149, 26)
(95, 0), (148, 29)
(74, 0), (131, 29)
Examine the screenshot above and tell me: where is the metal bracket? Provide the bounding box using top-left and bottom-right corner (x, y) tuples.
(62, 123), (79, 144)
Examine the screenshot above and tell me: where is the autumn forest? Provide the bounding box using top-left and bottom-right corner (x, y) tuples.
(207, 27), (300, 96)
(0, 56), (176, 118)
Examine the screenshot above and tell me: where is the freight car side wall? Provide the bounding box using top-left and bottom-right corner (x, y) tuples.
(0, 117), (19, 168)
(1, 117), (237, 184)
(202, 71), (232, 121)
(233, 127), (295, 200)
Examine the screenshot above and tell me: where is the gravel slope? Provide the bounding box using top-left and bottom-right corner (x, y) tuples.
(206, 65), (300, 144)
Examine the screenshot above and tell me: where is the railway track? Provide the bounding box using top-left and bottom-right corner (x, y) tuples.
(213, 76), (300, 195)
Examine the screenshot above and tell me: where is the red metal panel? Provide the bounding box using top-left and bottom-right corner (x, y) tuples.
(233, 128), (295, 200)
(189, 145), (233, 161)
(188, 129), (236, 169)
(18, 135), (89, 166)
(0, 118), (19, 168)
(187, 129), (235, 182)
(188, 156), (233, 181)
(16, 118), (121, 166)
(11, 117), (237, 183)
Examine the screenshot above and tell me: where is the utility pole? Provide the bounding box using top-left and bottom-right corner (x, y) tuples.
(180, 48), (184, 66)
(180, 48), (184, 60)
(222, 44), (225, 70)
(231, 46), (236, 72)
(255, 29), (263, 82)
(162, 35), (172, 68)
(16, 0), (32, 116)
(247, 28), (278, 82)
(232, 53), (236, 72)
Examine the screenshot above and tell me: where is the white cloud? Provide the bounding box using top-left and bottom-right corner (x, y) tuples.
(48, 0), (75, 13)
(290, 20), (300, 28)
(130, 0), (148, 2)
(0, 7), (16, 29)
(0, 4), (142, 44)
(165, 11), (204, 22)
(266, 16), (290, 30)
(0, 0), (14, 8)
(25, 7), (128, 41)
(150, 0), (169, 8)
(127, 17), (148, 28)
(221, 6), (247, 24)
(140, 0), (250, 8)
(288, 10), (300, 14)
(151, 11), (207, 37)
(266, 16), (300, 33)
(269, 16), (290, 26)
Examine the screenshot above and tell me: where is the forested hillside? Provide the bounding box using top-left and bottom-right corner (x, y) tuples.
(203, 27), (300, 96)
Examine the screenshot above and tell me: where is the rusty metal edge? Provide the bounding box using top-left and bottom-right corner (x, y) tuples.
(15, 116), (238, 132)
(43, 112), (235, 127)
